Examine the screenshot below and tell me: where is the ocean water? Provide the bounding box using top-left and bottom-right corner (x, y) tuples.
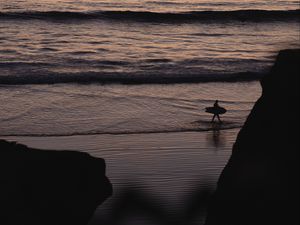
(0, 1), (299, 224)
(0, 0), (299, 84)
(0, 0), (297, 145)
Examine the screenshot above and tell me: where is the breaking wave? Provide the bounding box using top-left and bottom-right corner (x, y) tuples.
(0, 9), (299, 23)
(0, 71), (265, 85)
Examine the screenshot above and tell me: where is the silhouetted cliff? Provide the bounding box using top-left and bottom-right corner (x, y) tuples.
(0, 140), (112, 225)
(205, 49), (300, 225)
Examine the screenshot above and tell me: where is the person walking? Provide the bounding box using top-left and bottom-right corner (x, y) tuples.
(211, 100), (222, 123)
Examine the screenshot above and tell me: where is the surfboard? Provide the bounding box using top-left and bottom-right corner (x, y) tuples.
(205, 106), (227, 115)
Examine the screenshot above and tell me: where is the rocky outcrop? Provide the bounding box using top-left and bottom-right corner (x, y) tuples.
(205, 49), (300, 225)
(0, 140), (112, 225)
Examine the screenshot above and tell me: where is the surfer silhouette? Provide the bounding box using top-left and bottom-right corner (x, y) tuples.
(205, 100), (226, 123)
(212, 100), (222, 122)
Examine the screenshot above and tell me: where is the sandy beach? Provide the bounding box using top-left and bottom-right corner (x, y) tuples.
(3, 129), (239, 224)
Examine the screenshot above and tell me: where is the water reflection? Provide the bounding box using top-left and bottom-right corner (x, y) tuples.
(207, 123), (226, 148)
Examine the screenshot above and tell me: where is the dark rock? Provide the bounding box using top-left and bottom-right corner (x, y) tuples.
(205, 49), (300, 225)
(0, 140), (112, 225)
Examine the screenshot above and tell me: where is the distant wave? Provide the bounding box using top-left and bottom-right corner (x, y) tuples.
(0, 71), (265, 85)
(0, 9), (299, 23)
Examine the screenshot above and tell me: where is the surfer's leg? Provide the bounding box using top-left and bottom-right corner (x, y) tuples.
(212, 114), (216, 122)
(217, 114), (222, 123)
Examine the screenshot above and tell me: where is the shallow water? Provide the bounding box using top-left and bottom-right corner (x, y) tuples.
(0, 82), (261, 137)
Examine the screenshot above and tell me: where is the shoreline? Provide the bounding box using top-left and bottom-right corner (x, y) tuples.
(0, 125), (243, 138)
(2, 129), (240, 151)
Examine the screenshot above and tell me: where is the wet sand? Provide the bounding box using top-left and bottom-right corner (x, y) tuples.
(3, 128), (239, 224)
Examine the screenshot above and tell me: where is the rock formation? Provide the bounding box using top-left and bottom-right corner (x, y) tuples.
(0, 140), (112, 225)
(205, 49), (300, 225)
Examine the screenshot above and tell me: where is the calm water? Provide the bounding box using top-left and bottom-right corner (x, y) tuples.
(0, 82), (261, 136)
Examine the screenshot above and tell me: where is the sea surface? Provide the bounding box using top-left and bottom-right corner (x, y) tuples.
(0, 0), (299, 84)
(0, 1), (299, 224)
